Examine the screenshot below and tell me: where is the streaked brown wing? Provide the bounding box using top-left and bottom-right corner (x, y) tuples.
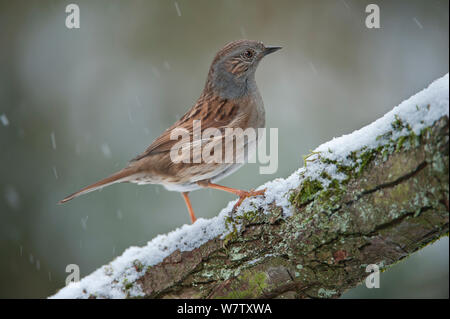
(130, 94), (245, 162)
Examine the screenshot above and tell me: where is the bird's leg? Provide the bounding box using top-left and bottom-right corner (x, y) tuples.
(181, 192), (197, 224)
(197, 180), (266, 211)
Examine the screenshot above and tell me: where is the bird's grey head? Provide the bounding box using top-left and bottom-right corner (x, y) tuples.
(206, 40), (281, 98)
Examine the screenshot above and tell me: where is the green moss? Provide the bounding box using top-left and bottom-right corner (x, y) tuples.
(234, 210), (259, 223)
(316, 179), (346, 210)
(336, 163), (353, 177)
(391, 114), (404, 131)
(320, 171), (332, 180)
(223, 222), (238, 248)
(220, 271), (268, 299)
(396, 135), (407, 152)
(290, 179), (324, 207)
(123, 278), (133, 290)
(302, 150), (322, 167)
(132, 259), (144, 272)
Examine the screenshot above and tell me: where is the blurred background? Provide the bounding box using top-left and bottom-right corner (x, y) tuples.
(0, 0), (448, 298)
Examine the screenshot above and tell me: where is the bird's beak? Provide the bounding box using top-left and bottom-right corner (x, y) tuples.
(263, 46), (282, 56)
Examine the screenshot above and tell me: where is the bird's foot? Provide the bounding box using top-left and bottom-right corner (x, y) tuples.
(232, 188), (267, 212)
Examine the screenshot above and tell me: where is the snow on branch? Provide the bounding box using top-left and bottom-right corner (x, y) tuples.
(51, 74), (449, 299)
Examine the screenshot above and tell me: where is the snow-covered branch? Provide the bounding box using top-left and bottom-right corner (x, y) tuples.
(51, 74), (449, 299)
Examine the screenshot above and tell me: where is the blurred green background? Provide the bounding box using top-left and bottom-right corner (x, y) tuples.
(0, 0), (448, 298)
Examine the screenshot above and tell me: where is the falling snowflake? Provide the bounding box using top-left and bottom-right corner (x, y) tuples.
(52, 166), (58, 179)
(163, 61), (171, 70)
(174, 2), (181, 16)
(413, 17), (423, 29)
(5, 186), (20, 210)
(0, 114), (9, 126)
(81, 216), (89, 230)
(101, 143), (112, 158)
(50, 132), (57, 149)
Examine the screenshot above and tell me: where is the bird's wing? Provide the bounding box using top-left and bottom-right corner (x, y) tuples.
(130, 95), (247, 162)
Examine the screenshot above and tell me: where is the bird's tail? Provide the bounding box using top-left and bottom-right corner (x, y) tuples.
(58, 168), (137, 204)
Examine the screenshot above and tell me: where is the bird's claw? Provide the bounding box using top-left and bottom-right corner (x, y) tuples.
(231, 188), (267, 213)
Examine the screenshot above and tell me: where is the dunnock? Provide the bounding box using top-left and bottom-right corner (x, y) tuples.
(60, 39), (281, 223)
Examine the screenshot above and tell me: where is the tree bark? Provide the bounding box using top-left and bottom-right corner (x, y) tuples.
(134, 116), (448, 299)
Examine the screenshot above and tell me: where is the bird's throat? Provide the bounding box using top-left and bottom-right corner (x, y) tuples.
(210, 69), (256, 99)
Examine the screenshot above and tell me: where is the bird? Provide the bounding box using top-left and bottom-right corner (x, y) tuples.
(59, 39), (281, 224)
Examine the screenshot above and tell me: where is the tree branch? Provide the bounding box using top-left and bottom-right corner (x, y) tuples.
(51, 75), (449, 299)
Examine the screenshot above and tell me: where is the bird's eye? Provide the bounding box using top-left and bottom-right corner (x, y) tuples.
(242, 49), (254, 59)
